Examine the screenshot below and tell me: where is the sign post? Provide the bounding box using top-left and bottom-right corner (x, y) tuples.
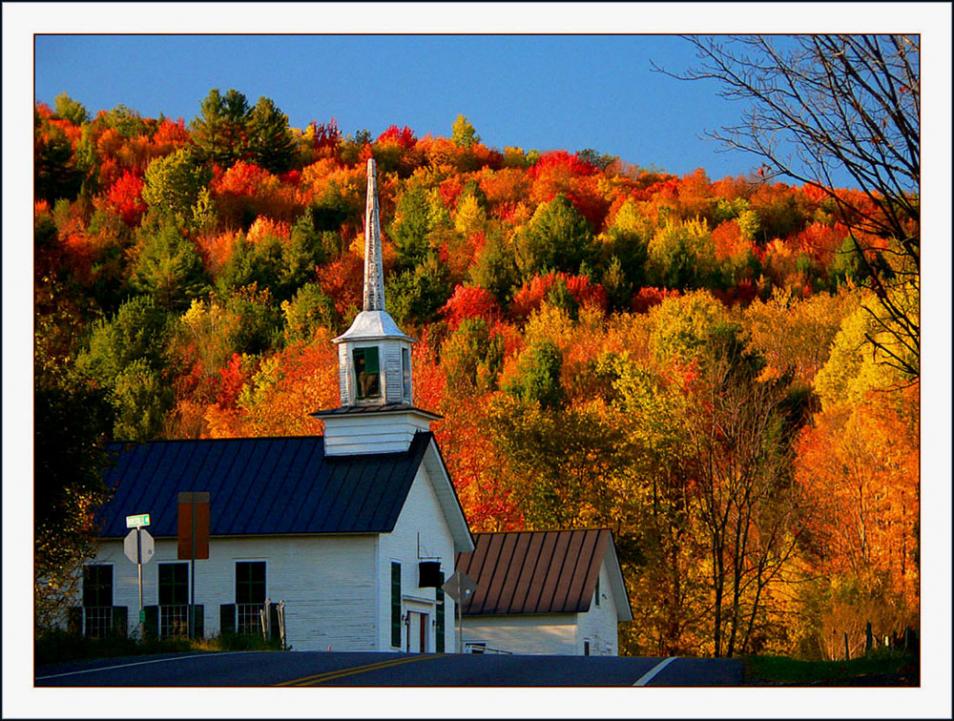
(178, 492), (210, 639)
(441, 571), (476, 654)
(124, 514), (154, 640)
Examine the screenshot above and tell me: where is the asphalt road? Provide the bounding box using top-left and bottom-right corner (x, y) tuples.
(36, 651), (743, 687)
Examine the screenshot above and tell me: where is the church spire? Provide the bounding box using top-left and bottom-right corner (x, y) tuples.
(315, 158), (442, 454)
(363, 158), (386, 312)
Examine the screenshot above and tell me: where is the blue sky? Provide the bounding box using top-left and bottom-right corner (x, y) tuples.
(36, 34), (767, 181)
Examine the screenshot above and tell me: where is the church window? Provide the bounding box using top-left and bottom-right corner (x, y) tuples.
(235, 561), (266, 634)
(82, 564), (113, 638)
(353, 347), (381, 400)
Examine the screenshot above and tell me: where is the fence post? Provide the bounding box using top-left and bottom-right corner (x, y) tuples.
(261, 598), (272, 642)
(844, 631), (850, 661)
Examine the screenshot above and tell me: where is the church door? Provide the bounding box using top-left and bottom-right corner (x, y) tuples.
(407, 612), (428, 653)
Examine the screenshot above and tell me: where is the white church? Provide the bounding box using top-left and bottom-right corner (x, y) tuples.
(74, 159), (630, 656)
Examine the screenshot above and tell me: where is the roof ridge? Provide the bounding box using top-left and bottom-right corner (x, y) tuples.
(470, 527), (612, 536)
(109, 435), (325, 445)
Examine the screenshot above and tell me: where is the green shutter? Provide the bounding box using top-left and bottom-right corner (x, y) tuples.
(192, 605), (205, 639)
(143, 605), (159, 640)
(364, 347), (380, 373)
(436, 572), (445, 653)
(220, 603), (236, 635)
(111, 606), (128, 638)
(390, 562), (401, 648)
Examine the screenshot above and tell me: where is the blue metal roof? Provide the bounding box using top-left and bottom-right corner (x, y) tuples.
(95, 432), (432, 539)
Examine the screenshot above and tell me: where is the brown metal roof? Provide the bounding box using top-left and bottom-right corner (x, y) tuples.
(455, 529), (611, 616)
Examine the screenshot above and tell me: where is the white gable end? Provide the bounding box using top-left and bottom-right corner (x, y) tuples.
(576, 557), (623, 656)
(377, 459), (459, 652)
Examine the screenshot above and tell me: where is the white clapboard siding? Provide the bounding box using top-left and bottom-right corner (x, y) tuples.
(462, 615), (577, 655)
(574, 559), (621, 656)
(88, 535), (380, 652)
(377, 462), (458, 653)
(323, 412), (433, 456)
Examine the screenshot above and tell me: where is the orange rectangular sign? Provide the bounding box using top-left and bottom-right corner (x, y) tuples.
(177, 492), (210, 560)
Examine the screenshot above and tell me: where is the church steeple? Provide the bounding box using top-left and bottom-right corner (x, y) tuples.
(363, 158), (386, 312)
(313, 158), (440, 455)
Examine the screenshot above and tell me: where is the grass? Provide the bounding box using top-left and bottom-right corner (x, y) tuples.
(35, 629), (283, 666)
(743, 652), (918, 686)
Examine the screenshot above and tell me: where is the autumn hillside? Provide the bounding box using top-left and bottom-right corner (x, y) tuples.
(35, 90), (918, 658)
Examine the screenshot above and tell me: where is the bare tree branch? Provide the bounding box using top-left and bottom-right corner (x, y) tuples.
(657, 35), (920, 377)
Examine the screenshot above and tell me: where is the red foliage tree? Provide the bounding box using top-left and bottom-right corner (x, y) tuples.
(631, 286), (681, 314)
(316, 252), (364, 317)
(510, 272), (608, 320)
(213, 160), (273, 197)
(376, 125), (417, 150)
(152, 118), (191, 150)
(440, 284), (501, 330)
(794, 221), (848, 267)
(104, 170), (146, 226)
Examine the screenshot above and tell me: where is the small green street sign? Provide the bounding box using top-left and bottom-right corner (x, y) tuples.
(126, 514), (151, 528)
(139, 610), (146, 623)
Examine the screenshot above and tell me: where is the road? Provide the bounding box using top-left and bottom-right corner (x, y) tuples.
(36, 651), (743, 687)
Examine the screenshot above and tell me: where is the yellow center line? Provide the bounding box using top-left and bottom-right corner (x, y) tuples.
(276, 654), (437, 687)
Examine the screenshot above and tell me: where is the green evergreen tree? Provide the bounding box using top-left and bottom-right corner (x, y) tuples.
(190, 88), (250, 165)
(504, 339), (565, 410)
(111, 359), (172, 441)
(279, 216), (330, 296)
(246, 96), (297, 173)
(34, 123), (82, 203)
(131, 221), (210, 309)
(515, 195), (595, 278)
(76, 295), (172, 387)
(468, 232), (519, 303)
(216, 234), (283, 297)
(225, 286), (284, 355)
(386, 255), (453, 326)
(389, 186), (433, 270)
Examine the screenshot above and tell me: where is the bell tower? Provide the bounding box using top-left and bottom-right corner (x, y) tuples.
(313, 158), (439, 455)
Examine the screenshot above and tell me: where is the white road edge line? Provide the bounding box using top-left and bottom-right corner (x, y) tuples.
(633, 657), (677, 686)
(36, 651), (248, 680)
